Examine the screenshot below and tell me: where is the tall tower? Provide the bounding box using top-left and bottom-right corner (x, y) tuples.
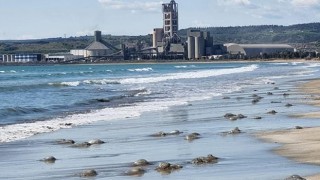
(162, 0), (179, 41)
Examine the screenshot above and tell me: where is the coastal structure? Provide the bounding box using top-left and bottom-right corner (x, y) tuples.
(1, 53), (42, 63)
(224, 43), (295, 57)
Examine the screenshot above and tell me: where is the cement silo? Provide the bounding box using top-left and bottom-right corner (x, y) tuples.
(188, 36), (195, 59)
(195, 36), (205, 59)
(153, 28), (164, 48)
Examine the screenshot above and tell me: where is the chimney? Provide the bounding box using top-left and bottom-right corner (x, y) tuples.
(94, 31), (102, 42)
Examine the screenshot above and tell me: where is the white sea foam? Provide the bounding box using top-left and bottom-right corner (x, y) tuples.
(291, 62), (304, 66)
(128, 68), (153, 72)
(83, 79), (120, 85)
(49, 81), (81, 87)
(174, 65), (196, 69)
(303, 63), (320, 68)
(0, 71), (5, 73)
(0, 98), (189, 143)
(121, 64), (258, 84)
(10, 70), (17, 73)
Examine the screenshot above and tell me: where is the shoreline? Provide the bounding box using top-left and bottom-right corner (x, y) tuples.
(0, 58), (319, 66)
(258, 79), (320, 179)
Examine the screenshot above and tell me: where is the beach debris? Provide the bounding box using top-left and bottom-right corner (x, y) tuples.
(285, 103), (293, 107)
(274, 87), (280, 90)
(267, 92), (273, 95)
(267, 110), (278, 115)
(88, 139), (105, 145)
(284, 175), (306, 180)
(252, 99), (260, 104)
(155, 162), (183, 174)
(150, 130), (183, 137)
(295, 126), (303, 130)
(236, 97), (244, 100)
(223, 96), (231, 99)
(125, 167), (146, 176)
(224, 113), (247, 120)
(185, 133), (201, 141)
(79, 169), (98, 177)
(283, 93), (290, 97)
(228, 127), (242, 134)
(191, 154), (219, 165)
(253, 116), (262, 120)
(133, 159), (151, 167)
(40, 156), (57, 163)
(271, 101), (282, 104)
(71, 142), (92, 148)
(56, 139), (75, 145)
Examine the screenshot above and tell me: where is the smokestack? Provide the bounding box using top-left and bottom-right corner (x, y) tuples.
(94, 31), (102, 42)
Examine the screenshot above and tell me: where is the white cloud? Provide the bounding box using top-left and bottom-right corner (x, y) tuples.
(98, 0), (164, 12)
(291, 0), (320, 7)
(219, 0), (252, 6)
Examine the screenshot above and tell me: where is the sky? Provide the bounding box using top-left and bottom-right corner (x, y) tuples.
(0, 0), (319, 40)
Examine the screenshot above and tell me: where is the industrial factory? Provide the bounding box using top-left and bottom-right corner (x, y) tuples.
(0, 0), (297, 63)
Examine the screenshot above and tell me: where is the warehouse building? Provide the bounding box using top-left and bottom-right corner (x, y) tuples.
(225, 43), (294, 57)
(2, 54), (42, 63)
(70, 31), (113, 58)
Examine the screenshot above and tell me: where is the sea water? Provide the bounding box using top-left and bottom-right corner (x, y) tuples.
(1, 62), (320, 179)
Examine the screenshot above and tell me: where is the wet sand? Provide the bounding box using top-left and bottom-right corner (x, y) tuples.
(259, 79), (320, 179)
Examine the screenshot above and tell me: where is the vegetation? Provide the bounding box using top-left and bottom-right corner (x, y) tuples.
(179, 23), (320, 44)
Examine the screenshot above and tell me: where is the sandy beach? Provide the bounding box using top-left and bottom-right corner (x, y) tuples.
(259, 79), (320, 179)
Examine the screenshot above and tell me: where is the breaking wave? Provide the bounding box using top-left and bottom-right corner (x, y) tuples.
(128, 68), (153, 72)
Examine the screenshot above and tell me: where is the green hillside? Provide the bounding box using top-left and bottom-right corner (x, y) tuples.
(179, 23), (320, 44)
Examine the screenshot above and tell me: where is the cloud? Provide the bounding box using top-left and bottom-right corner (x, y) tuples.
(98, 0), (164, 12)
(218, 0), (252, 6)
(291, 0), (320, 7)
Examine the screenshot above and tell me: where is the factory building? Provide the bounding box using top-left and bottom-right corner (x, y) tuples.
(70, 31), (113, 59)
(225, 43), (294, 57)
(187, 30), (214, 59)
(162, 0), (179, 41)
(45, 53), (83, 62)
(1, 54), (42, 63)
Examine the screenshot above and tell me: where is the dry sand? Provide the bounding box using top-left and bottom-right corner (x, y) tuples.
(259, 79), (320, 179)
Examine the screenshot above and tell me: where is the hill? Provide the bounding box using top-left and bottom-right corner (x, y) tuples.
(179, 22), (320, 44)
(0, 23), (319, 54)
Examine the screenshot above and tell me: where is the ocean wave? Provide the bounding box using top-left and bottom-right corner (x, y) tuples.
(48, 81), (81, 87)
(128, 68), (153, 72)
(0, 71), (5, 73)
(303, 63), (320, 68)
(0, 98), (190, 143)
(83, 79), (120, 85)
(0, 107), (48, 117)
(174, 65), (196, 69)
(291, 62), (304, 66)
(120, 64), (258, 84)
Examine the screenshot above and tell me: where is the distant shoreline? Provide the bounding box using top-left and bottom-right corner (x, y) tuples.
(0, 58), (319, 66)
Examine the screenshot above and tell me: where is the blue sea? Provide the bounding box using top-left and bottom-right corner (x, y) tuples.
(1, 61), (320, 179)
